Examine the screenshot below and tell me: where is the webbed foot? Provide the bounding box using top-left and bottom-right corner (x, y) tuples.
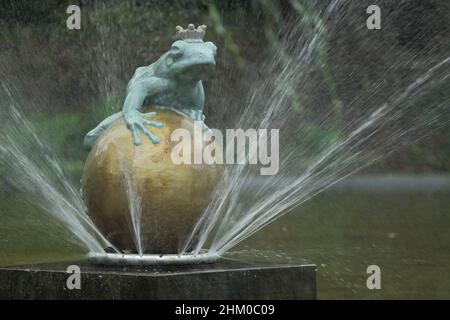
(189, 110), (209, 130)
(123, 111), (164, 146)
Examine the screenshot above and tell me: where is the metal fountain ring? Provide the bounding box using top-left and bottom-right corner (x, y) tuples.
(87, 251), (220, 266)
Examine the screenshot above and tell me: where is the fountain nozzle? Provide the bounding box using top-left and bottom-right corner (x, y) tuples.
(87, 251), (220, 266)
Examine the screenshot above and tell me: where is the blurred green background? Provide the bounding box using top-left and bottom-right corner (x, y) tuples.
(1, 0), (449, 181)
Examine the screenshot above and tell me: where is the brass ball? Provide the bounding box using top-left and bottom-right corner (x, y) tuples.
(82, 109), (223, 253)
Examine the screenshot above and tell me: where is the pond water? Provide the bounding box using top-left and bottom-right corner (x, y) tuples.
(1, 183), (449, 299)
(234, 188), (450, 299)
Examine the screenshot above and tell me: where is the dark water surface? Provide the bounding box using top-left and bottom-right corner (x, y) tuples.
(235, 190), (450, 299)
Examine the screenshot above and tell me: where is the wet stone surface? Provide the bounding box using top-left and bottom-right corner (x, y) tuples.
(0, 259), (316, 299)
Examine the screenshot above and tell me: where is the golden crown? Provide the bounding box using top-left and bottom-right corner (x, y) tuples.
(175, 24), (207, 42)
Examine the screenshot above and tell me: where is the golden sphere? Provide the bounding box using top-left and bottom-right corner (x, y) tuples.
(82, 109), (223, 254)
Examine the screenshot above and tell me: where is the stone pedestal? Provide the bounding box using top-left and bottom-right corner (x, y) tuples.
(0, 260), (316, 299)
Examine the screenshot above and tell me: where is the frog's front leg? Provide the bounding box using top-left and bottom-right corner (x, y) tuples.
(190, 81), (209, 130)
(122, 79), (164, 146)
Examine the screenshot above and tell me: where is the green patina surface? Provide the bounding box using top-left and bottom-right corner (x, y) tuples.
(84, 24), (217, 149)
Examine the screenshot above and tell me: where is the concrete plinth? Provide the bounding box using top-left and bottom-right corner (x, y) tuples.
(0, 260), (316, 299)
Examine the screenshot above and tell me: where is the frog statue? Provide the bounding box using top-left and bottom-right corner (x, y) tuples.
(82, 24), (223, 256)
(83, 24), (217, 149)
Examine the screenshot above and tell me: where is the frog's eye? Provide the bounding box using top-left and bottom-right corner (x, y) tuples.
(170, 43), (185, 59)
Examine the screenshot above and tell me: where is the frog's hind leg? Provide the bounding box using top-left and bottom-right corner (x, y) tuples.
(83, 112), (123, 150)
